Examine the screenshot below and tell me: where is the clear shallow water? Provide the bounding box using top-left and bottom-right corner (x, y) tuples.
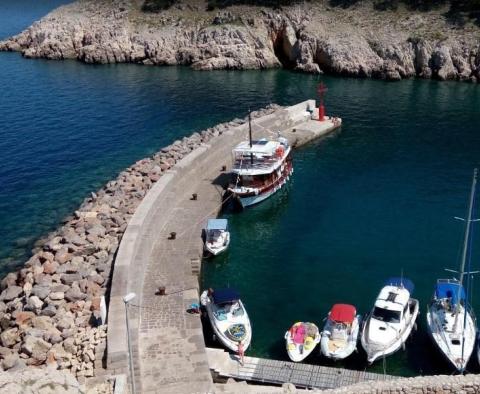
(2, 1), (480, 378)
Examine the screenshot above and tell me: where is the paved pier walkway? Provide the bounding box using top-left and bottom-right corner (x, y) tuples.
(206, 348), (395, 391)
(108, 100), (342, 393)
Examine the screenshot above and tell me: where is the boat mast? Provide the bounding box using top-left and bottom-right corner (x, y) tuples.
(248, 109), (254, 165)
(454, 169), (477, 333)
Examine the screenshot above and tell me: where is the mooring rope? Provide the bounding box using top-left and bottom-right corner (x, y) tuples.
(175, 155), (244, 239)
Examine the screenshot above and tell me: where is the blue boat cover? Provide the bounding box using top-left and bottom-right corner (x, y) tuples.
(207, 219), (228, 231)
(384, 277), (415, 294)
(212, 288), (239, 305)
(435, 282), (465, 306)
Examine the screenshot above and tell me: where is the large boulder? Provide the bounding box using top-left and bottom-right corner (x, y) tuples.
(65, 288), (87, 302)
(26, 295), (43, 311)
(31, 285), (50, 300)
(0, 286), (23, 302)
(0, 328), (19, 347)
(61, 273), (82, 286)
(1, 273), (18, 291)
(14, 311), (35, 327)
(21, 335), (52, 362)
(0, 367), (84, 393)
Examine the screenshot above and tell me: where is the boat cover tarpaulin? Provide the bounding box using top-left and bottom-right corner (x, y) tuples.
(435, 282), (465, 306)
(213, 288), (239, 305)
(330, 304), (356, 324)
(207, 219), (228, 231)
(385, 277), (414, 294)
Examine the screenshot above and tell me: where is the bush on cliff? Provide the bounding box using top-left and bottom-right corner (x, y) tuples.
(142, 0), (177, 12)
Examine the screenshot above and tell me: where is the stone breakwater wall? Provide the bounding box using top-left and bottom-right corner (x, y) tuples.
(322, 374), (480, 394)
(0, 103), (280, 379)
(1, 0), (479, 82)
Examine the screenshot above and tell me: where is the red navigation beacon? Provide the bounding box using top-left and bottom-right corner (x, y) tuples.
(317, 82), (328, 122)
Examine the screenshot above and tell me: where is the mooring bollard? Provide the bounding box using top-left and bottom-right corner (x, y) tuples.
(191, 193), (197, 201)
(221, 165), (226, 171)
(169, 232), (176, 240)
(156, 286), (166, 296)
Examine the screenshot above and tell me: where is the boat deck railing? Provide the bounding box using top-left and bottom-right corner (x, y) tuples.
(233, 157), (283, 172)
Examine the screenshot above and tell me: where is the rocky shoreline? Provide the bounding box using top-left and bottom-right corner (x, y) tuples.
(0, 0), (479, 82)
(0, 104), (280, 379)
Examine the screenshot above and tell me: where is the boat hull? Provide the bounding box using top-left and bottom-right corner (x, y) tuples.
(320, 316), (361, 361)
(426, 304), (476, 372)
(284, 322), (320, 362)
(203, 296), (252, 352)
(234, 167), (293, 208)
(204, 233), (230, 256)
(361, 299), (419, 364)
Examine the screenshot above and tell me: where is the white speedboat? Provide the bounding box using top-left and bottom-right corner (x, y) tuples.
(204, 219), (230, 256)
(428, 169), (478, 373)
(427, 280), (476, 372)
(284, 322), (320, 362)
(320, 304), (361, 360)
(361, 278), (419, 364)
(200, 288), (252, 352)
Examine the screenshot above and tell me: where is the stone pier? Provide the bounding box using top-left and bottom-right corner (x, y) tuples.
(106, 100), (341, 393)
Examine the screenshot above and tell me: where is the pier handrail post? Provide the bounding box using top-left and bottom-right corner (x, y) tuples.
(123, 293), (137, 394)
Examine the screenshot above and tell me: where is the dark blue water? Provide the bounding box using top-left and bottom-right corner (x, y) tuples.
(202, 81), (480, 376)
(2, 1), (480, 377)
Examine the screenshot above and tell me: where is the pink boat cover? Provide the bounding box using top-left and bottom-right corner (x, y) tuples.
(330, 304), (356, 324)
(292, 324), (306, 344)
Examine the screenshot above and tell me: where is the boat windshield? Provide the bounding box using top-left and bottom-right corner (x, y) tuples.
(372, 307), (401, 323)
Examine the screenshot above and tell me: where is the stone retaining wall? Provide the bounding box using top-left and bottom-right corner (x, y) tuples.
(322, 374), (480, 394)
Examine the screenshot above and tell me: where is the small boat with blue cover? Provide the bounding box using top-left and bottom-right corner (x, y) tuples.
(361, 277), (419, 364)
(427, 169), (478, 373)
(204, 219), (230, 256)
(200, 288), (252, 352)
(427, 280), (476, 372)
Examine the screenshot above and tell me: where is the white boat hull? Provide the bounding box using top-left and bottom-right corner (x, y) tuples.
(204, 232), (230, 256)
(426, 304), (476, 372)
(284, 322), (320, 362)
(202, 294), (252, 352)
(320, 316), (360, 360)
(361, 299), (419, 364)
(237, 170), (292, 208)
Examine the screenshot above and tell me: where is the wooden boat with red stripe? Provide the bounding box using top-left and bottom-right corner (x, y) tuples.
(228, 136), (293, 208)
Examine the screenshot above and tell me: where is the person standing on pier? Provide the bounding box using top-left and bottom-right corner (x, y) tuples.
(237, 340), (244, 366)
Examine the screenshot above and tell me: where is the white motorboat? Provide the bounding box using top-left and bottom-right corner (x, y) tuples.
(284, 322), (320, 362)
(361, 278), (419, 364)
(200, 288), (252, 352)
(227, 112), (293, 209)
(204, 219), (230, 256)
(320, 304), (361, 360)
(428, 169), (478, 373)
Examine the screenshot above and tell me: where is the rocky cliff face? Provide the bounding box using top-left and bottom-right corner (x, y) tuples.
(0, 1), (479, 81)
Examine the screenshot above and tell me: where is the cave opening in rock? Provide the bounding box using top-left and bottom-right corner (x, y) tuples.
(272, 30), (296, 69)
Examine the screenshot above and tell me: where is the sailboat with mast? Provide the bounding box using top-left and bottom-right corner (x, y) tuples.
(426, 168), (478, 373)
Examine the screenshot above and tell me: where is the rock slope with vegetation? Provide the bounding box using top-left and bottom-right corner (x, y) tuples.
(0, 0), (479, 82)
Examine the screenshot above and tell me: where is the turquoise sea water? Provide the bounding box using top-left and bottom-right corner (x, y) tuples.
(2, 1), (480, 377)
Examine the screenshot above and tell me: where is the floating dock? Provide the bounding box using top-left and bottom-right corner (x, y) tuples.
(207, 348), (396, 390)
